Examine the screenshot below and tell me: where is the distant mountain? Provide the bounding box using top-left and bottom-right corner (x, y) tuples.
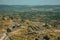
(0, 5), (60, 11)
(32, 5), (60, 8)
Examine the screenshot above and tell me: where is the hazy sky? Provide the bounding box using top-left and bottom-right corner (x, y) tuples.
(0, 0), (60, 5)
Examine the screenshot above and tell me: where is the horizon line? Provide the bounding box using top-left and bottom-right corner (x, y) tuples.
(0, 4), (60, 6)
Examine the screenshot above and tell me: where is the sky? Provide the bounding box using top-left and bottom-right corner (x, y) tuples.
(0, 0), (60, 5)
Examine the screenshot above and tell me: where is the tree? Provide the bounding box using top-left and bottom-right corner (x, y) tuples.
(43, 35), (50, 40)
(7, 28), (11, 32)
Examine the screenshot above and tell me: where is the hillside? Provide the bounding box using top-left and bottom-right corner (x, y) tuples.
(0, 5), (60, 40)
